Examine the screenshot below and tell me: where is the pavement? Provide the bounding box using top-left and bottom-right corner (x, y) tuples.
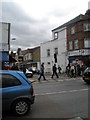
(29, 73), (82, 83)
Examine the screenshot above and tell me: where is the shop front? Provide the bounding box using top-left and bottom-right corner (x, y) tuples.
(68, 49), (90, 67)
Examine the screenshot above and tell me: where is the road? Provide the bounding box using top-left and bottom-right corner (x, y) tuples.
(2, 75), (89, 120)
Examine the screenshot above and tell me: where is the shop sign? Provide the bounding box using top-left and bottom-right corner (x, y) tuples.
(68, 50), (82, 56)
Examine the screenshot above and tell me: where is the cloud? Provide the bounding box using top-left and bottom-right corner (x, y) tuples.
(1, 0), (89, 51)
(2, 2), (51, 51)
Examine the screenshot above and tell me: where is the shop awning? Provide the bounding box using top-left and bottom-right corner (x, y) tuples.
(0, 52), (9, 62)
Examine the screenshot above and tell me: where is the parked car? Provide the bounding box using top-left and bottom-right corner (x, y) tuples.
(0, 70), (35, 116)
(25, 69), (33, 78)
(28, 67), (39, 74)
(83, 67), (90, 83)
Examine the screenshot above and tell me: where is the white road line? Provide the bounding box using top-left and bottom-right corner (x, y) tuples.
(35, 88), (88, 96)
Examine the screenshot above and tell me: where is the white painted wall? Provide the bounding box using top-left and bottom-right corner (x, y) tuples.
(0, 22), (10, 51)
(41, 27), (68, 73)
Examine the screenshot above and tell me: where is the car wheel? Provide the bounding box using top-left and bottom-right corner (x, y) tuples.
(12, 99), (30, 116)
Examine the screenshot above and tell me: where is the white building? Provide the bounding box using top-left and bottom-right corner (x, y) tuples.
(41, 26), (68, 73)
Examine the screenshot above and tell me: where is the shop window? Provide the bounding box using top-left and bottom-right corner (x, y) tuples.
(74, 40), (79, 50)
(69, 41), (73, 50)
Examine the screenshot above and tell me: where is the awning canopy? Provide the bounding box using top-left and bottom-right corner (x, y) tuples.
(0, 52), (9, 62)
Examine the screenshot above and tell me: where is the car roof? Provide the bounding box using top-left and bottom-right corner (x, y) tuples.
(0, 70), (23, 74)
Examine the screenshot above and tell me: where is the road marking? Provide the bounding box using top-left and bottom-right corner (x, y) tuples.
(69, 117), (83, 120)
(35, 88), (88, 96)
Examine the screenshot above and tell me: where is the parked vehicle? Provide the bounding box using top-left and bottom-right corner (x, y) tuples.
(28, 67), (39, 74)
(25, 69), (33, 78)
(83, 67), (90, 83)
(0, 70), (35, 116)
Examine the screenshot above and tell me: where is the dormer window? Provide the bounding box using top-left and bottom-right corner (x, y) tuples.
(54, 32), (58, 39)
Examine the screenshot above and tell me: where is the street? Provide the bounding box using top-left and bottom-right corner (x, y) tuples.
(2, 74), (89, 119)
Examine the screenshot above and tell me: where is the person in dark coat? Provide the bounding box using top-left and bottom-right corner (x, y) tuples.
(51, 64), (59, 79)
(22, 64), (26, 74)
(58, 65), (61, 74)
(38, 63), (46, 82)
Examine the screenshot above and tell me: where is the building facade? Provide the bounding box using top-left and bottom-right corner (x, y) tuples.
(17, 46), (40, 70)
(67, 10), (90, 67)
(41, 9), (90, 73)
(41, 26), (68, 73)
(0, 22), (11, 68)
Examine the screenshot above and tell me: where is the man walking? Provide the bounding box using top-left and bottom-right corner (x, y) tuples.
(51, 64), (59, 79)
(38, 63), (46, 82)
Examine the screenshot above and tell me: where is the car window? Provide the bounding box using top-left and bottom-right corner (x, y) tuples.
(84, 67), (90, 73)
(1, 74), (21, 88)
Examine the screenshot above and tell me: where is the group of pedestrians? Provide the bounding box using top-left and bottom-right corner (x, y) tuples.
(11, 63), (26, 74)
(38, 63), (60, 82)
(66, 63), (85, 77)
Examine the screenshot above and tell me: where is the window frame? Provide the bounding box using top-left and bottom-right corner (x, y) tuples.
(74, 39), (79, 50)
(69, 41), (73, 50)
(84, 39), (90, 48)
(47, 49), (50, 57)
(54, 48), (58, 55)
(83, 23), (90, 31)
(1, 74), (21, 88)
(54, 32), (58, 39)
(71, 26), (75, 34)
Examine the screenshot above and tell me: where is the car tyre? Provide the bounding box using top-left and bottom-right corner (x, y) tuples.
(12, 99), (30, 116)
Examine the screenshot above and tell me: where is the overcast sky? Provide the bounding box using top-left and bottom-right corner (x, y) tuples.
(1, 0), (90, 51)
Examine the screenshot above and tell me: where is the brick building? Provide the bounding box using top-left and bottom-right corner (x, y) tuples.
(17, 46), (40, 70)
(67, 9), (90, 66)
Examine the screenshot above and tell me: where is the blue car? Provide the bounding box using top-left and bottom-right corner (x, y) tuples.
(0, 70), (35, 116)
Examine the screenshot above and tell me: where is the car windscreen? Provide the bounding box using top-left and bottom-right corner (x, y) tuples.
(84, 67), (90, 73)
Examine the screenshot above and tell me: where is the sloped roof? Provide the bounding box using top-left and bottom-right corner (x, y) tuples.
(52, 9), (90, 31)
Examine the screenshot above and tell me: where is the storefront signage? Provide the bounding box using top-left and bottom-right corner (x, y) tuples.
(68, 49), (90, 56)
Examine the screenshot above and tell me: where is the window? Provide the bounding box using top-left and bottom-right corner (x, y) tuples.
(1, 74), (21, 88)
(74, 40), (79, 49)
(47, 49), (50, 57)
(69, 41), (73, 50)
(47, 62), (50, 65)
(83, 23), (90, 31)
(54, 48), (58, 55)
(71, 26), (75, 34)
(54, 32), (58, 39)
(84, 39), (90, 48)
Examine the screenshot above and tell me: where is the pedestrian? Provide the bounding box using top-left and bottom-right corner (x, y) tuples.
(58, 65), (61, 74)
(66, 64), (70, 77)
(38, 63), (46, 82)
(77, 64), (81, 76)
(11, 63), (19, 71)
(51, 64), (59, 79)
(70, 64), (75, 77)
(22, 64), (26, 74)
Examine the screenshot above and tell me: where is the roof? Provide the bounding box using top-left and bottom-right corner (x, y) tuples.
(52, 9), (90, 31)
(52, 14), (84, 31)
